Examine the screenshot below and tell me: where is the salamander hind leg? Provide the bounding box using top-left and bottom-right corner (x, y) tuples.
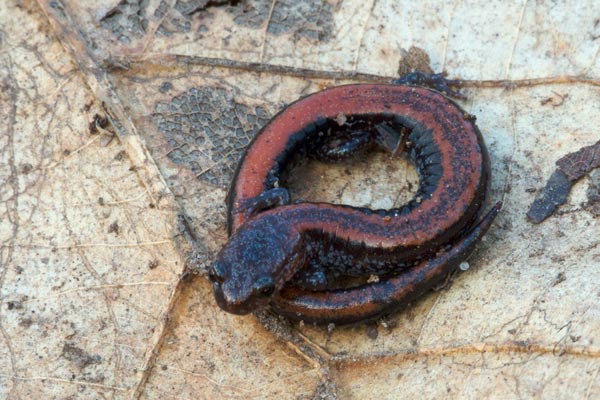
(314, 114), (416, 160)
(314, 130), (371, 161)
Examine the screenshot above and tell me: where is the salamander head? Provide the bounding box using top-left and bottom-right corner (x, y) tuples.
(209, 214), (304, 315)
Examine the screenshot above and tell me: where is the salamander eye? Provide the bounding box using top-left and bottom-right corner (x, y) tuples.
(253, 277), (275, 298)
(209, 262), (226, 283)
(208, 269), (217, 283)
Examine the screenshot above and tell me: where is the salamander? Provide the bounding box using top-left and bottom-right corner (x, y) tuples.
(209, 82), (501, 325)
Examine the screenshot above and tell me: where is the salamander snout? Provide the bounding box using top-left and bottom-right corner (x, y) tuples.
(209, 258), (255, 315)
(210, 258), (278, 314)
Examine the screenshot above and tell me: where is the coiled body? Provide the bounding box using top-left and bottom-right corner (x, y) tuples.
(209, 84), (500, 325)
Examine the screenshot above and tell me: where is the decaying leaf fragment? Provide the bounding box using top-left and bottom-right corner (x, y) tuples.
(527, 139), (600, 223)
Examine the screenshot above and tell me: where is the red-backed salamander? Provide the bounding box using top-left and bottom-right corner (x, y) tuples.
(209, 80), (501, 325)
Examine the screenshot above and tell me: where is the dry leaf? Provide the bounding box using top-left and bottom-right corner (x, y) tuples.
(1, 1), (599, 398)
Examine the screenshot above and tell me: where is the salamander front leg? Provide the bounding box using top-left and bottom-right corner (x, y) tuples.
(237, 188), (290, 220)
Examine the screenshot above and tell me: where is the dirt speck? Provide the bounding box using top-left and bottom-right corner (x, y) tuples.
(108, 221), (119, 235)
(397, 46), (433, 76)
(61, 342), (103, 369)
